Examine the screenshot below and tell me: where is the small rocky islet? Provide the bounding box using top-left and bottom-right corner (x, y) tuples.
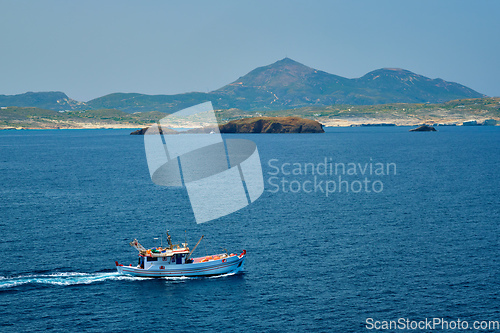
(409, 124), (437, 132)
(131, 116), (325, 135)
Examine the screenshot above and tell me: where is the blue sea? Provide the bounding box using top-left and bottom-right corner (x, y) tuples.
(1, 127), (499, 332)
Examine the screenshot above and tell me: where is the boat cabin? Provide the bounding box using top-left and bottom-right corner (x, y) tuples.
(139, 252), (189, 269)
(129, 233), (204, 270)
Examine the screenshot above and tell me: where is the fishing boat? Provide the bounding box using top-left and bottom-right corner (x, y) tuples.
(115, 232), (246, 278)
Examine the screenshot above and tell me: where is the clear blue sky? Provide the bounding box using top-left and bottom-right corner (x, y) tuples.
(1, 0), (499, 101)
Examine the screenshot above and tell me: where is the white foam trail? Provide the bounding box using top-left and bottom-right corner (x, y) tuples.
(0, 272), (143, 288)
(0, 270), (243, 288)
(207, 271), (239, 279)
(158, 276), (193, 281)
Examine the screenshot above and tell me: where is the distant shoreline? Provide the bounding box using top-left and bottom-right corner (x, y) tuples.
(2, 118), (499, 130)
(2, 123), (498, 131)
(0, 127), (143, 130)
(2, 97), (498, 130)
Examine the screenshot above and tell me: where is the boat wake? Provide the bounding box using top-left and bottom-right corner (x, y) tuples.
(207, 271), (239, 279)
(0, 272), (141, 289)
(0, 270), (241, 289)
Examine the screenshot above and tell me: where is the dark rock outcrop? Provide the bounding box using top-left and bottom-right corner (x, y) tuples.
(130, 127), (149, 135)
(131, 116), (324, 134)
(409, 125), (437, 132)
(130, 126), (178, 135)
(481, 119), (497, 126)
(219, 117), (324, 133)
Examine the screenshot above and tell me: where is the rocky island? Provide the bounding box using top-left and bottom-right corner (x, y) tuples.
(219, 116), (324, 133)
(130, 116), (324, 135)
(130, 126), (178, 135)
(409, 124), (437, 132)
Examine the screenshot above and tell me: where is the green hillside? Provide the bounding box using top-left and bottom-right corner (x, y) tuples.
(0, 107), (164, 129)
(2, 98), (498, 129)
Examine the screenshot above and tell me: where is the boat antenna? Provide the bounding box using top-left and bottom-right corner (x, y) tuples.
(153, 237), (159, 248)
(166, 229), (172, 249)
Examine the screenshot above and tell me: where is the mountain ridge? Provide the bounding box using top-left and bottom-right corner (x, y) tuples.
(0, 91), (86, 111)
(0, 58), (486, 112)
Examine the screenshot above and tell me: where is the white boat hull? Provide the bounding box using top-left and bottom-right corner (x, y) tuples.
(116, 254), (245, 278)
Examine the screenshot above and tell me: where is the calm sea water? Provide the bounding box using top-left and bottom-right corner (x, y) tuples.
(1, 127), (499, 332)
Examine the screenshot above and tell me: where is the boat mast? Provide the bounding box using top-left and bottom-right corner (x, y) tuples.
(166, 230), (173, 250)
(186, 235), (204, 260)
